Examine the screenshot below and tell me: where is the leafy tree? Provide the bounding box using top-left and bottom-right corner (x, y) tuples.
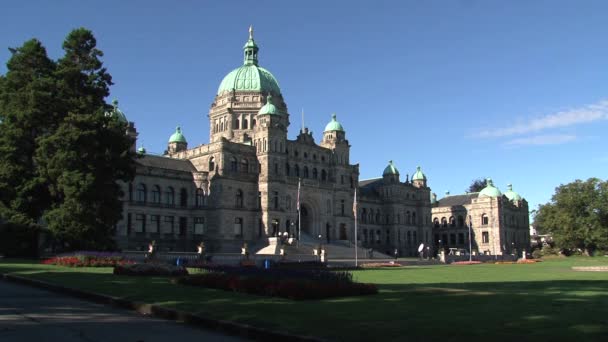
(534, 178), (608, 255)
(467, 178), (486, 193)
(0, 29), (135, 251)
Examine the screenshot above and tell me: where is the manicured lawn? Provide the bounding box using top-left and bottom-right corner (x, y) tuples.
(1, 257), (608, 341)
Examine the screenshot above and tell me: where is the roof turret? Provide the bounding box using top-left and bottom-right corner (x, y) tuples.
(504, 184), (522, 202)
(479, 178), (502, 198)
(258, 94), (279, 115)
(324, 113), (345, 132)
(383, 160), (399, 176)
(169, 126), (187, 143)
(412, 166), (426, 181)
(105, 99), (128, 124)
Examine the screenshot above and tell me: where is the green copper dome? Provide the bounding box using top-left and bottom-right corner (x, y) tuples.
(504, 184), (522, 202)
(137, 146), (147, 154)
(412, 166), (426, 181)
(169, 126), (187, 143)
(383, 160), (399, 176)
(105, 99), (128, 124)
(479, 178), (502, 198)
(258, 94), (279, 115)
(217, 27), (282, 96)
(324, 113), (345, 132)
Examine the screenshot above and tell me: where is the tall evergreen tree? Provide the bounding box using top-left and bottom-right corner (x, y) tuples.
(467, 178), (486, 193)
(0, 39), (56, 225)
(36, 28), (135, 249)
(1, 29), (135, 250)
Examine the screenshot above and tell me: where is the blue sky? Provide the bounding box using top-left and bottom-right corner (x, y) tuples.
(2, 0), (607, 213)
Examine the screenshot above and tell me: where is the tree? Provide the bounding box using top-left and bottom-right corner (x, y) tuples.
(0, 29), (135, 251)
(467, 178), (486, 193)
(0, 39), (56, 226)
(534, 178), (608, 255)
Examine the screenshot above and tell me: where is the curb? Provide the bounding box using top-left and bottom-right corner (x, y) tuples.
(1, 273), (326, 342)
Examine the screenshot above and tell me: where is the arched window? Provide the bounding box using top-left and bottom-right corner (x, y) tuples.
(234, 119), (239, 129)
(361, 208), (367, 223)
(449, 216), (456, 227)
(242, 118), (248, 129)
(241, 159), (249, 173)
(457, 215), (464, 227)
(165, 187), (175, 206)
(208, 157), (215, 171)
(321, 169), (327, 181)
(441, 217), (448, 227)
(433, 218), (440, 228)
(481, 214), (489, 225)
(369, 209), (373, 223)
(236, 189), (244, 208)
(312, 168), (318, 179)
(252, 119), (256, 127)
(294, 164), (300, 177)
(273, 191), (279, 209)
(230, 157), (238, 172)
(136, 183), (146, 203)
(220, 121), (224, 131)
(285, 163), (290, 176)
(406, 211), (411, 225)
(195, 188), (205, 207)
(412, 212), (416, 225)
(152, 185), (161, 204)
(303, 166), (309, 178)
(376, 211), (381, 223)
(180, 188), (188, 207)
(326, 199), (331, 214)
(407, 231), (412, 245)
(286, 195), (292, 210)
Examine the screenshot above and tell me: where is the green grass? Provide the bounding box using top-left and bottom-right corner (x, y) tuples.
(2, 257), (608, 341)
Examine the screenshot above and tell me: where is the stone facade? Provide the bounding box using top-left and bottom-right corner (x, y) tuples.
(113, 29), (528, 256)
(430, 187), (530, 256)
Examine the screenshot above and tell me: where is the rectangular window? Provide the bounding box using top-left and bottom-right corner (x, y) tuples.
(179, 217), (187, 236)
(482, 231), (489, 244)
(450, 233), (456, 245)
(149, 215), (160, 233)
(234, 218), (243, 237)
(163, 216), (174, 234)
(194, 217), (205, 235)
(135, 214), (145, 233)
(458, 233), (464, 245)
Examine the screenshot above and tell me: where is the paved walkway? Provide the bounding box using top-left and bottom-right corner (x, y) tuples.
(0, 280), (246, 342)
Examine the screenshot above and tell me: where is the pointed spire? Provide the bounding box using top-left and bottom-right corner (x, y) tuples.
(243, 26), (259, 66)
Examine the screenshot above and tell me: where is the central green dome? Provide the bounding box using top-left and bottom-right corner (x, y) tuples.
(324, 114), (344, 132)
(217, 26), (282, 96)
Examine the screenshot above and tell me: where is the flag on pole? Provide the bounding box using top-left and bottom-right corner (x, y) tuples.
(353, 188), (357, 218)
(296, 178), (301, 211)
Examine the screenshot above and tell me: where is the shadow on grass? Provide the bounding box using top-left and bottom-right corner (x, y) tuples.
(3, 264), (608, 342)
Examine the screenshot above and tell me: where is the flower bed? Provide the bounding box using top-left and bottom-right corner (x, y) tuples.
(42, 252), (134, 267)
(176, 267), (378, 300)
(451, 261), (483, 265)
(360, 262), (403, 268)
(517, 259), (540, 264)
(113, 263), (189, 277)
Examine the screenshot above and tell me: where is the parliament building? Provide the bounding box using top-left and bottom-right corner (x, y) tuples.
(111, 28), (530, 256)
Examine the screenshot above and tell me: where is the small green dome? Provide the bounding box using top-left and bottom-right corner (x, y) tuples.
(504, 184), (522, 202)
(137, 146), (147, 154)
(258, 94), (279, 115)
(105, 99), (128, 124)
(169, 126), (187, 143)
(383, 160), (399, 176)
(479, 178), (502, 198)
(412, 166), (426, 181)
(324, 113), (345, 132)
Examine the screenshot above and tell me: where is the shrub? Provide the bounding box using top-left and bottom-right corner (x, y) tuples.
(176, 268), (377, 300)
(113, 263), (188, 277)
(0, 222), (39, 257)
(531, 249), (542, 259)
(42, 253), (134, 267)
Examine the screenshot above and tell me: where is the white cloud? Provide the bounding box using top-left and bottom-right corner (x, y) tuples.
(504, 134), (577, 146)
(477, 99), (608, 138)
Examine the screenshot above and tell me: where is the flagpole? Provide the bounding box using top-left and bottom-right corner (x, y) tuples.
(354, 188), (358, 267)
(297, 179), (301, 248)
